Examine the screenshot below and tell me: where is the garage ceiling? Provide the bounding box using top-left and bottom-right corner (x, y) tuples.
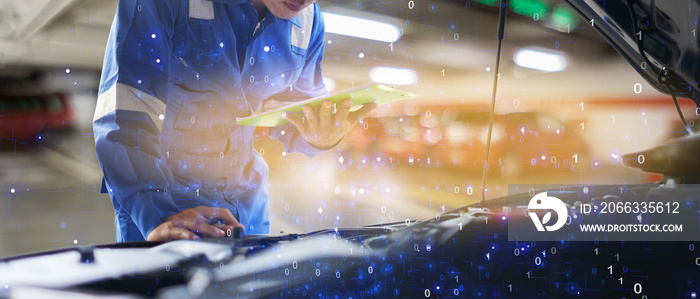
(0, 0), (664, 102)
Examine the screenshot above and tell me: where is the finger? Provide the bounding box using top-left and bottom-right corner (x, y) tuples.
(184, 218), (226, 238)
(169, 227), (199, 241)
(334, 99), (352, 127)
(214, 224), (236, 235)
(319, 101), (332, 131)
(199, 207), (244, 229)
(210, 223), (239, 236)
(302, 105), (317, 130)
(284, 111), (307, 135)
(176, 210), (226, 237)
(153, 226), (199, 242)
(347, 102), (377, 124)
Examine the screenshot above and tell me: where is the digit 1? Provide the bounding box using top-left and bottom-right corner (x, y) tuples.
(390, 43), (394, 51)
(526, 271), (531, 278)
(573, 154), (578, 163)
(580, 122), (584, 130)
(608, 265), (613, 274)
(579, 101), (584, 110)
(565, 24), (570, 34)
(636, 31), (642, 40)
(590, 19), (594, 26)
(614, 253), (619, 261)
(508, 284), (512, 292)
(196, 189), (200, 196)
(458, 222), (462, 230)
(618, 277), (623, 285)
(594, 247), (598, 255)
(441, 69), (445, 76)
(166, 151), (170, 158)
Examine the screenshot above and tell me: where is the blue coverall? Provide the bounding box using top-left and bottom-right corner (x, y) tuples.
(93, 0), (328, 242)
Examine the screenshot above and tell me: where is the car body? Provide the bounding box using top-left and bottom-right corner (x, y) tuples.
(1, 183), (698, 298)
(0, 93), (76, 142)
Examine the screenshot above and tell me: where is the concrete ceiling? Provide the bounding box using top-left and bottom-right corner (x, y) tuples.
(0, 0), (667, 102)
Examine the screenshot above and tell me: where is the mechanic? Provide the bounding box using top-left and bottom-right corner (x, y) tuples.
(93, 0), (374, 242)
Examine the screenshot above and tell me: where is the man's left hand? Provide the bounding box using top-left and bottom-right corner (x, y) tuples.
(284, 99), (376, 149)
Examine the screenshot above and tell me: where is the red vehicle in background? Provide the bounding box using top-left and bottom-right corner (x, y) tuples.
(343, 109), (589, 177)
(0, 93), (77, 143)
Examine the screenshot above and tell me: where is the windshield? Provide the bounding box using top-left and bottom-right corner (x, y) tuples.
(0, 0), (692, 256)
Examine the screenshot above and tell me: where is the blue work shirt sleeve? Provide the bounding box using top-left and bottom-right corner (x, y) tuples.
(93, 0), (180, 240)
(268, 6), (331, 157)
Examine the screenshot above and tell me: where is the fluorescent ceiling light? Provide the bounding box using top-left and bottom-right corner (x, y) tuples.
(369, 66), (418, 85)
(513, 48), (568, 72)
(323, 12), (401, 43)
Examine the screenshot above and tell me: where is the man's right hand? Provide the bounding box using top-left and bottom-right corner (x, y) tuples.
(146, 206), (245, 242)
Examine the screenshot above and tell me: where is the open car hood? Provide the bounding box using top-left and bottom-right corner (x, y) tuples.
(3, 184), (700, 298)
(564, 0), (700, 105)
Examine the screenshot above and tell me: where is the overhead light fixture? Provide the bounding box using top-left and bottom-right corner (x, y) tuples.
(323, 12), (401, 43)
(513, 48), (567, 72)
(369, 66), (418, 85)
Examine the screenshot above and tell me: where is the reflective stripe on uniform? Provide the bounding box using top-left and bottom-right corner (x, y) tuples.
(93, 82), (166, 131)
(189, 0), (215, 20)
(291, 5), (315, 50)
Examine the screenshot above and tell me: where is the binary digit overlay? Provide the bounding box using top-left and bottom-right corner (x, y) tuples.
(0, 0), (699, 298)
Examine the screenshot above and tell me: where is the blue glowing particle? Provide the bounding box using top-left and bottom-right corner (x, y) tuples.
(565, 282), (580, 295)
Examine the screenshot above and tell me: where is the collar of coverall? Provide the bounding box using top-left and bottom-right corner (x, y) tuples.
(205, 0), (305, 27)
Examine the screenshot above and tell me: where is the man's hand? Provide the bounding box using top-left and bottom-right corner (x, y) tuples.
(146, 206), (245, 242)
(284, 99), (376, 149)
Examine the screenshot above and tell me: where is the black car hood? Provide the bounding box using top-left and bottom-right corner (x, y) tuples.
(564, 0), (700, 105)
(5, 184), (700, 298)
